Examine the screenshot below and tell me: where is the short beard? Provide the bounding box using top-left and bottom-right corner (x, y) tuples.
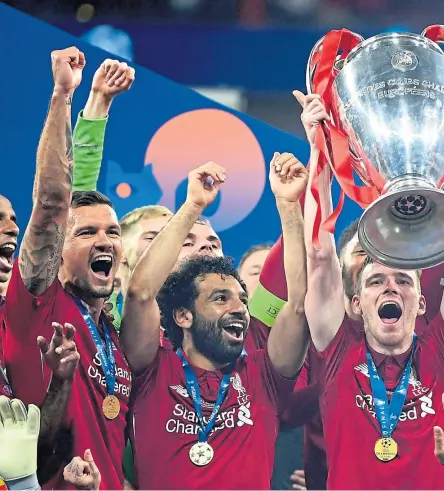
(68, 278), (113, 301)
(190, 310), (243, 365)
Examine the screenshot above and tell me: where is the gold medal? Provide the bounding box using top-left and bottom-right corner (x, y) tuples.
(374, 437), (398, 462)
(189, 442), (214, 466)
(102, 395), (120, 420)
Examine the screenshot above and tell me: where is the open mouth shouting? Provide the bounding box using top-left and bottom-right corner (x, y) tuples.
(0, 241), (17, 273)
(90, 254), (113, 281)
(221, 320), (247, 343)
(378, 300), (403, 325)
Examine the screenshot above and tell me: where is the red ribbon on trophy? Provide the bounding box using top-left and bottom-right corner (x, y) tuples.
(308, 28), (385, 247)
(422, 25), (444, 43)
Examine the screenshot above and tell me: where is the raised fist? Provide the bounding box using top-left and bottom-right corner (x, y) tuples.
(269, 152), (308, 202)
(91, 59), (135, 99)
(51, 46), (86, 94)
(186, 162), (226, 210)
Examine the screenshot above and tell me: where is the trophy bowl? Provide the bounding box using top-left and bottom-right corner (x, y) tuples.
(328, 31), (444, 269)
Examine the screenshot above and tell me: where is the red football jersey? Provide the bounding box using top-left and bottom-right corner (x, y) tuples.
(420, 263), (444, 324)
(2, 261), (131, 490)
(130, 346), (296, 489)
(244, 317), (269, 352)
(0, 315), (12, 399)
(319, 314), (444, 489)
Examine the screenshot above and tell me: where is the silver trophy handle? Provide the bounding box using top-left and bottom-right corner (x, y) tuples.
(306, 31), (364, 94)
(306, 36), (325, 94)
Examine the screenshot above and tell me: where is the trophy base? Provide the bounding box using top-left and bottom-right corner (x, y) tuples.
(358, 187), (444, 270)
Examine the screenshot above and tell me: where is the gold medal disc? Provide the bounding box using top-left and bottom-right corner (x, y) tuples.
(102, 395), (120, 420)
(374, 437), (398, 462)
(189, 442), (214, 466)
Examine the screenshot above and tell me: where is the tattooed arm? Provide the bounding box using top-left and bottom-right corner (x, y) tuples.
(37, 380), (73, 484)
(20, 47), (85, 296)
(37, 323), (80, 484)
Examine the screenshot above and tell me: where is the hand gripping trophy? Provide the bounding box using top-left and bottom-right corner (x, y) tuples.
(307, 25), (444, 269)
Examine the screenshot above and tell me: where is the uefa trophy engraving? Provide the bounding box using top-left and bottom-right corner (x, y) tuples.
(307, 26), (444, 269)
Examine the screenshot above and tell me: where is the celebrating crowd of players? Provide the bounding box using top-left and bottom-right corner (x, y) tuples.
(1, 45), (444, 490)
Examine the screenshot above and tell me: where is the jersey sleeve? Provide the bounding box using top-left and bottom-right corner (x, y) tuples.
(0, 326), (11, 399)
(248, 236), (287, 328)
(72, 111), (108, 192)
(253, 348), (297, 411)
(130, 347), (171, 404)
(3, 260), (58, 342)
(422, 312), (444, 360)
(244, 317), (269, 352)
(2, 261), (59, 404)
(316, 315), (357, 387)
(295, 359), (308, 389)
(420, 263), (444, 324)
(279, 349), (321, 428)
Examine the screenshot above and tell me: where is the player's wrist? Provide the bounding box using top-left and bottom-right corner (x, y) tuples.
(52, 87), (74, 103)
(48, 374), (74, 390)
(83, 90), (113, 119)
(275, 197), (303, 210)
(183, 199), (205, 215)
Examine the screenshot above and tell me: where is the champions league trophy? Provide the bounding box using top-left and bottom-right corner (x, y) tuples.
(307, 26), (444, 269)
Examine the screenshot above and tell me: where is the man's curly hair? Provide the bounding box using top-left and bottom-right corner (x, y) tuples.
(157, 255), (247, 349)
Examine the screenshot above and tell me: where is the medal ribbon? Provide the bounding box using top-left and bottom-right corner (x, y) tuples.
(74, 298), (116, 396)
(176, 348), (246, 443)
(366, 334), (417, 438)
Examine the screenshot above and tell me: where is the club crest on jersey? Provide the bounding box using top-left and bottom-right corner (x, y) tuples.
(231, 372), (253, 427)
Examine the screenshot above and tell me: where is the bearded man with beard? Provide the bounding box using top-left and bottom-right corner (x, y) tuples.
(120, 156), (309, 489)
